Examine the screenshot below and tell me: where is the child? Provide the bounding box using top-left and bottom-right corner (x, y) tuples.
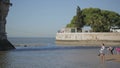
(107, 47), (114, 55)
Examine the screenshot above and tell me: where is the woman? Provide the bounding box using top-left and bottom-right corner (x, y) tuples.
(99, 43), (105, 64)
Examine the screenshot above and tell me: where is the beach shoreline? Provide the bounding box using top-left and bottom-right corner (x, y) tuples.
(105, 55), (120, 63)
(56, 40), (120, 46)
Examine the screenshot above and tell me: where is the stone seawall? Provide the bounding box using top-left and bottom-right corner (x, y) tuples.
(56, 33), (120, 46)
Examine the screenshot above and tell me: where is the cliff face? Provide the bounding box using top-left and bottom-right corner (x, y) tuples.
(0, 39), (15, 51)
(0, 0), (15, 50)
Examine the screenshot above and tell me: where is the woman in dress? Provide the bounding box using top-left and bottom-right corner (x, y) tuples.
(99, 43), (105, 64)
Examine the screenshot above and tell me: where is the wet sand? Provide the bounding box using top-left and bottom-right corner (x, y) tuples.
(105, 55), (120, 63)
(56, 40), (120, 46)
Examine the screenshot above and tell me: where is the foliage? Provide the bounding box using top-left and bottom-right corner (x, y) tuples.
(67, 6), (84, 31)
(66, 7), (120, 32)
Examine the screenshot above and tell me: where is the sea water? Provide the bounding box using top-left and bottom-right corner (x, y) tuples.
(8, 37), (56, 47)
(0, 37), (119, 68)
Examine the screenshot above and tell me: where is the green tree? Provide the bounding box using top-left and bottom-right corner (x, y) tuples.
(67, 16), (77, 27)
(66, 7), (120, 32)
(75, 6), (84, 29)
(67, 6), (84, 32)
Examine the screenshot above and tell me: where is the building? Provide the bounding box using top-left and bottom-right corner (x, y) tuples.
(110, 26), (120, 32)
(58, 26), (92, 33)
(58, 28), (77, 33)
(82, 26), (92, 32)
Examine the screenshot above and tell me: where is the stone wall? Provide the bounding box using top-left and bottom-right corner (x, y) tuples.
(56, 32), (120, 46)
(56, 32), (120, 41)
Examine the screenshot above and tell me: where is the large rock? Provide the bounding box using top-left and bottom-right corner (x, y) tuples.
(0, 39), (15, 51)
(0, 0), (15, 50)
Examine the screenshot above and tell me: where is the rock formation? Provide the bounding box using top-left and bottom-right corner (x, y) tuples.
(0, 0), (15, 50)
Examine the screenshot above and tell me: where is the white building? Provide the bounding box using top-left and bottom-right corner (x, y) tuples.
(58, 28), (77, 33)
(57, 26), (92, 33)
(110, 26), (120, 32)
(82, 26), (92, 32)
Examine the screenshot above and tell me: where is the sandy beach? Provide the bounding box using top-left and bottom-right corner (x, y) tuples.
(105, 55), (120, 63)
(56, 40), (120, 46)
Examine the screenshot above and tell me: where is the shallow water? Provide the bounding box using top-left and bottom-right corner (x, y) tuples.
(2, 37), (119, 68)
(0, 47), (120, 68)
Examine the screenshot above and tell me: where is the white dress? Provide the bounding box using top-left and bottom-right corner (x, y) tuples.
(99, 46), (105, 54)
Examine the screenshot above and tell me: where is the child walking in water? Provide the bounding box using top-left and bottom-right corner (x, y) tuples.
(99, 43), (105, 64)
(107, 47), (114, 55)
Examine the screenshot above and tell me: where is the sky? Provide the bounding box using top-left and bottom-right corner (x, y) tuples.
(6, 0), (120, 37)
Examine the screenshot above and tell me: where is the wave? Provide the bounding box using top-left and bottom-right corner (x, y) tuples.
(12, 46), (99, 51)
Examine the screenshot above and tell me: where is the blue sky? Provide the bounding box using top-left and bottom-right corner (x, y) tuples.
(6, 0), (120, 37)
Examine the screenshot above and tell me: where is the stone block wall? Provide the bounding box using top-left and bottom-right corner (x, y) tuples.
(56, 32), (120, 41)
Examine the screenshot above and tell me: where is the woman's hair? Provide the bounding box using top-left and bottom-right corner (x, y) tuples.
(102, 43), (104, 46)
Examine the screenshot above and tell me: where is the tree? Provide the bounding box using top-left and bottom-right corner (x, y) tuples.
(67, 6), (84, 32)
(67, 16), (77, 27)
(67, 7), (120, 32)
(76, 6), (84, 29)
